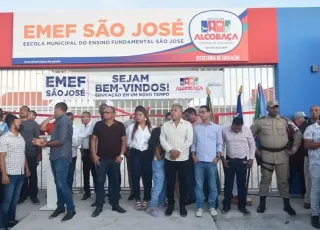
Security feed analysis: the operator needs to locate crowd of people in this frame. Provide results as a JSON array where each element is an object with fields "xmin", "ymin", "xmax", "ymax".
[{"xmin": 0, "ymin": 101, "xmax": 320, "ymax": 229}]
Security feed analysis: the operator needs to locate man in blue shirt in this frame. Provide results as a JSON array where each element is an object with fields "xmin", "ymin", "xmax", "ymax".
[
  {"xmin": 191, "ymin": 105, "xmax": 223, "ymax": 217},
  {"xmin": 0, "ymin": 109, "xmax": 9, "ymax": 136},
  {"xmin": 0, "ymin": 108, "xmax": 9, "ymax": 227},
  {"xmin": 33, "ymin": 102, "xmax": 75, "ymax": 222}
]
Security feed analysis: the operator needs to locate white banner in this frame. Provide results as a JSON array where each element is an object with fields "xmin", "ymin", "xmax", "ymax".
[
  {"xmin": 43, "ymin": 71, "xmax": 224, "ymax": 100},
  {"xmin": 12, "ymin": 9, "xmax": 248, "ymax": 64}
]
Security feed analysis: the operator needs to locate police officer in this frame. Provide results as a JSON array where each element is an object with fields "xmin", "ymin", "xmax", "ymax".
[{"xmin": 250, "ymin": 100, "xmax": 302, "ymax": 215}]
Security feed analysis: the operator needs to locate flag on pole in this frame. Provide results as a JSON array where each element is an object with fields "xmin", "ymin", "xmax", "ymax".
[
  {"xmin": 206, "ymin": 87, "xmax": 215, "ymax": 123},
  {"xmin": 254, "ymin": 84, "xmax": 267, "ymax": 149},
  {"xmin": 254, "ymin": 84, "xmax": 267, "ymax": 120},
  {"xmin": 206, "ymin": 87, "xmax": 220, "ymax": 208},
  {"xmin": 232, "ymin": 86, "xmax": 243, "ymax": 197},
  {"xmin": 236, "ymin": 85, "xmax": 243, "ymax": 118}
]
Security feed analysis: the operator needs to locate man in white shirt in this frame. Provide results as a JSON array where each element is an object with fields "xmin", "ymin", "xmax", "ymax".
[
  {"xmin": 221, "ymin": 117, "xmax": 255, "ymax": 215},
  {"xmin": 67, "ymin": 112, "xmax": 81, "ymax": 191},
  {"xmin": 79, "ymin": 112, "xmax": 97, "ymax": 201},
  {"xmin": 88, "ymin": 105, "xmax": 104, "ymax": 207},
  {"xmin": 160, "ymin": 103, "xmax": 193, "ymax": 217}
]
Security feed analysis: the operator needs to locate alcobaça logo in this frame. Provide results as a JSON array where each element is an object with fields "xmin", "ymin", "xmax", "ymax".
[
  {"xmin": 176, "ymin": 77, "xmax": 204, "ymax": 91},
  {"xmin": 189, "ymin": 10, "xmax": 243, "ymax": 54}
]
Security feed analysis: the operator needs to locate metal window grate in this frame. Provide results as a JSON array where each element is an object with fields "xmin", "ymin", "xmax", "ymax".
[{"xmin": 0, "ymin": 66, "xmax": 276, "ymax": 192}]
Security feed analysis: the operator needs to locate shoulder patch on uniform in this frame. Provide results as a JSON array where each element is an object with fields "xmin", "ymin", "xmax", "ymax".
[
  {"xmin": 257, "ymin": 116, "xmax": 266, "ymax": 120},
  {"xmin": 280, "ymin": 116, "xmax": 290, "ymax": 122}
]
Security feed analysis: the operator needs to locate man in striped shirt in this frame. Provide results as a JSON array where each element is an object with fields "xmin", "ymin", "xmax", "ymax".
[
  {"xmin": 221, "ymin": 117, "xmax": 255, "ymax": 215},
  {"xmin": 0, "ymin": 114, "xmax": 30, "ymax": 229}
]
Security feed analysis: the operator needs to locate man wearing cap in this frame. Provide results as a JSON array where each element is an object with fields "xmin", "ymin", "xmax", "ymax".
[
  {"xmin": 250, "ymin": 100, "xmax": 302, "ymax": 215},
  {"xmin": 288, "ymin": 112, "xmax": 307, "ymax": 199}
]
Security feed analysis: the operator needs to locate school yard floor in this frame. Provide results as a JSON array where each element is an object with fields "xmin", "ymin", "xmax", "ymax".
[{"xmin": 13, "ymin": 192, "xmax": 313, "ymax": 230}]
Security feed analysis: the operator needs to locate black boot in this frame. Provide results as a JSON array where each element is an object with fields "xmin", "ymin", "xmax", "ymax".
[
  {"xmin": 283, "ymin": 198, "xmax": 296, "ymax": 216},
  {"xmin": 165, "ymin": 205, "xmax": 174, "ymax": 216},
  {"xmin": 257, "ymin": 196, "xmax": 266, "ymax": 213},
  {"xmin": 311, "ymin": 216, "xmax": 320, "ymax": 229}
]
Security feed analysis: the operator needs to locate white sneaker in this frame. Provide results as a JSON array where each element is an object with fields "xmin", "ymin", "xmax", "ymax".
[
  {"xmin": 209, "ymin": 208, "xmax": 218, "ymax": 217},
  {"xmin": 196, "ymin": 208, "xmax": 204, "ymax": 217}
]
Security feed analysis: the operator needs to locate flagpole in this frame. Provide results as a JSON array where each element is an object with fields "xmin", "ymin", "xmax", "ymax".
[
  {"xmin": 232, "ymin": 85, "xmax": 243, "ymax": 201},
  {"xmin": 206, "ymin": 87, "xmax": 215, "ymax": 123},
  {"xmin": 206, "ymin": 86, "xmax": 220, "ymax": 209},
  {"xmin": 239, "ymin": 85, "xmax": 243, "ymax": 94}
]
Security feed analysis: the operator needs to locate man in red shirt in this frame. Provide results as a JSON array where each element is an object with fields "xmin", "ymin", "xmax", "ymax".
[{"xmin": 40, "ymin": 116, "xmax": 55, "ymax": 135}]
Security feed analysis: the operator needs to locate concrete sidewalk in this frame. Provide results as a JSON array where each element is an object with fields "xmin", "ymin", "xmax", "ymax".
[
  {"xmin": 12, "ymin": 192, "xmax": 313, "ymax": 230},
  {"xmin": 13, "ymin": 192, "xmax": 216, "ymax": 230},
  {"xmin": 215, "ymin": 195, "xmax": 312, "ymax": 230}
]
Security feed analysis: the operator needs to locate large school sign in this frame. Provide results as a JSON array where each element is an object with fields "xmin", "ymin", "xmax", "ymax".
[
  {"xmin": 42, "ymin": 71, "xmax": 224, "ymax": 100},
  {"xmin": 12, "ymin": 9, "xmax": 248, "ymax": 64}
]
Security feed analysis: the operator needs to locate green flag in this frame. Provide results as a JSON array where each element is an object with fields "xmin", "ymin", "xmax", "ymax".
[
  {"xmin": 206, "ymin": 95, "xmax": 212, "ymax": 121},
  {"xmin": 254, "ymin": 89, "xmax": 260, "ymax": 120}
]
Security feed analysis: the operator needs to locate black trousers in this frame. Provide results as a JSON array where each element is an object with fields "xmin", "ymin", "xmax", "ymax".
[
  {"xmin": 81, "ymin": 149, "xmax": 97, "ymax": 195},
  {"xmin": 223, "ymin": 156, "xmax": 247, "ymax": 209},
  {"xmin": 288, "ymin": 165, "xmax": 305, "ymax": 195},
  {"xmin": 131, "ymin": 148, "xmax": 152, "ymax": 201},
  {"xmin": 166, "ymin": 159, "xmax": 189, "ymax": 206},
  {"xmin": 187, "ymin": 157, "xmax": 196, "ymax": 201},
  {"xmin": 20, "ymin": 156, "xmax": 38, "ymax": 199},
  {"xmin": 125, "ymin": 148, "xmax": 133, "ymax": 195},
  {"xmin": 67, "ymin": 157, "xmax": 77, "ymax": 191},
  {"xmin": 0, "ymin": 172, "xmax": 2, "ymax": 204}
]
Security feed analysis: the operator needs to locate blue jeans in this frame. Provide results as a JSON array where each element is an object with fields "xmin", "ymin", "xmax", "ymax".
[
  {"xmin": 0, "ymin": 174, "xmax": 24, "ymax": 228},
  {"xmin": 195, "ymin": 162, "xmax": 218, "ymax": 209},
  {"xmin": 50, "ymin": 158, "xmax": 75, "ymax": 212},
  {"xmin": 149, "ymin": 159, "xmax": 166, "ymax": 208},
  {"xmin": 96, "ymin": 159, "xmax": 120, "ymax": 207},
  {"xmin": 310, "ymin": 163, "xmax": 320, "ymax": 216}
]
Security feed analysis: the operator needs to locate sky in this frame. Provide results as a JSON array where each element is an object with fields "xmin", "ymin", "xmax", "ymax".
[{"xmin": 1, "ymin": 0, "xmax": 320, "ymax": 12}]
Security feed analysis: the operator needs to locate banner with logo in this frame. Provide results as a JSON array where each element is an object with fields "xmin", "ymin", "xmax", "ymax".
[
  {"xmin": 13, "ymin": 9, "xmax": 248, "ymax": 64},
  {"xmin": 43, "ymin": 71, "xmax": 224, "ymax": 100}
]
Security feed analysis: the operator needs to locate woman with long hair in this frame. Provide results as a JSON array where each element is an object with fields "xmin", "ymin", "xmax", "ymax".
[
  {"xmin": 146, "ymin": 126, "xmax": 167, "ymax": 217},
  {"xmin": 126, "ymin": 106, "xmax": 154, "ymax": 211}
]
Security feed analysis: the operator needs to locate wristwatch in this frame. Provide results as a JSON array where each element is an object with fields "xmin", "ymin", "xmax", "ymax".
[{"xmin": 120, "ymin": 154, "xmax": 124, "ymax": 159}]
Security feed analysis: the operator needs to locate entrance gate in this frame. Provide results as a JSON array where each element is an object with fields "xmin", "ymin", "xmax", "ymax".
[{"xmin": 0, "ymin": 66, "xmax": 276, "ymax": 193}]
